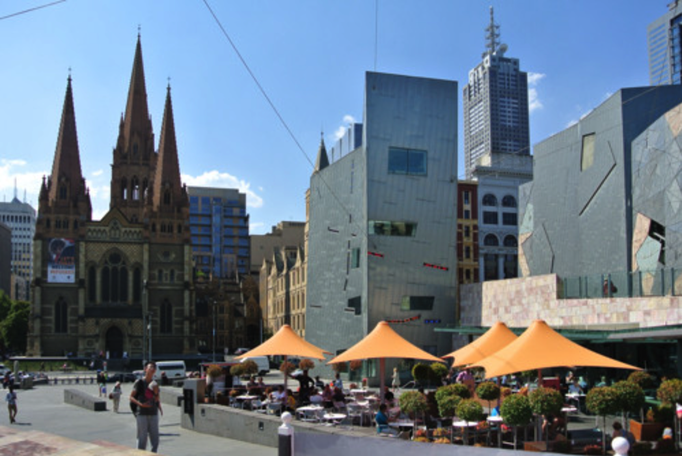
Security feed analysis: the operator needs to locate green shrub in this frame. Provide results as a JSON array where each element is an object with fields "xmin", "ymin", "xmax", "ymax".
[
  {"xmin": 476, "ymin": 381, "xmax": 501, "ymax": 402},
  {"xmin": 612, "ymin": 380, "xmax": 645, "ymax": 415},
  {"xmin": 240, "ymin": 360, "xmax": 258, "ymax": 377},
  {"xmin": 229, "ymin": 364, "xmax": 244, "ymax": 377},
  {"xmin": 412, "ymin": 363, "xmax": 430, "ymax": 385},
  {"xmin": 399, "ymin": 391, "xmax": 429, "ymax": 415},
  {"xmin": 299, "ymin": 359, "xmax": 315, "ymax": 370},
  {"xmin": 435, "ymin": 383, "xmax": 471, "ymax": 401},
  {"xmin": 586, "ymin": 386, "xmax": 620, "ymax": 416},
  {"xmin": 529, "ymin": 386, "xmax": 563, "ymax": 416},
  {"xmin": 437, "ymin": 393, "xmax": 462, "ymax": 418},
  {"xmin": 653, "ymin": 404, "xmax": 674, "ymax": 424},
  {"xmin": 501, "ymin": 394, "xmax": 533, "ymax": 427},
  {"xmin": 628, "ymin": 371, "xmax": 655, "ymax": 390},
  {"xmin": 456, "ymin": 399, "xmax": 485, "ymax": 422},
  {"xmin": 430, "ymin": 362, "xmax": 448, "ymax": 382},
  {"xmin": 657, "ymin": 379, "xmax": 682, "ymax": 405}
]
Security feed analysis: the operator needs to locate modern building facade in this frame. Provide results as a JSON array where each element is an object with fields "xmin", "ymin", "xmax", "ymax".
[
  {"xmin": 518, "ymin": 86, "xmax": 682, "ymax": 296},
  {"xmin": 188, "ymin": 186, "xmax": 249, "ymax": 280},
  {"xmin": 28, "ymin": 36, "xmax": 194, "ymax": 359},
  {"xmin": 648, "ymin": 0, "xmax": 682, "ymax": 86},
  {"xmin": 0, "ymin": 194, "xmax": 36, "ymax": 300},
  {"xmin": 456, "ymin": 180, "xmax": 479, "ymax": 286},
  {"xmin": 0, "ymin": 222, "xmax": 10, "ymax": 298},
  {"xmin": 307, "ymin": 72, "xmax": 459, "ymax": 376},
  {"xmin": 463, "ymin": 7, "xmax": 530, "ymax": 180}
]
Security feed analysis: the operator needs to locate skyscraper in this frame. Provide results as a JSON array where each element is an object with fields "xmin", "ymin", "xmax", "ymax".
[
  {"xmin": 0, "ymin": 189, "xmax": 36, "ymax": 300},
  {"xmin": 463, "ymin": 7, "xmax": 530, "ymax": 180},
  {"xmin": 648, "ymin": 1, "xmax": 682, "ymax": 86},
  {"xmin": 187, "ymin": 186, "xmax": 250, "ymax": 280}
]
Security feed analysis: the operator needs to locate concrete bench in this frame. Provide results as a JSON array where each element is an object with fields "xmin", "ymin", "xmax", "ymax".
[{"xmin": 64, "ymin": 388, "xmax": 106, "ymax": 412}]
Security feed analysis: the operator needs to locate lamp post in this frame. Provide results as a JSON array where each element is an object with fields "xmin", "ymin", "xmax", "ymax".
[
  {"xmin": 147, "ymin": 312, "xmax": 153, "ymax": 363},
  {"xmin": 212, "ymin": 300, "xmax": 216, "ymax": 362}
]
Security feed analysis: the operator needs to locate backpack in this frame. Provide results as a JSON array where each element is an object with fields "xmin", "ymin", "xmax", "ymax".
[{"xmin": 130, "ymin": 379, "xmax": 146, "ymax": 415}]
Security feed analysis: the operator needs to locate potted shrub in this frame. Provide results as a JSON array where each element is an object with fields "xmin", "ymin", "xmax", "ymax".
[
  {"xmin": 456, "ymin": 399, "xmax": 484, "ymax": 446},
  {"xmin": 586, "ymin": 386, "xmax": 621, "ymax": 454},
  {"xmin": 436, "ymin": 383, "xmax": 471, "ymax": 400},
  {"xmin": 501, "ymin": 393, "xmax": 533, "ymax": 450},
  {"xmin": 299, "ymin": 359, "xmax": 315, "ymax": 371},
  {"xmin": 476, "ymin": 381, "xmax": 501, "ymax": 412},
  {"xmin": 399, "ymin": 391, "xmax": 429, "ymax": 422},
  {"xmin": 436, "ymin": 393, "xmax": 462, "ymax": 420},
  {"xmin": 279, "ymin": 361, "xmax": 295, "ymax": 375},
  {"xmin": 240, "ymin": 360, "xmax": 258, "ymax": 378},
  {"xmin": 412, "ymin": 363, "xmax": 430, "ymax": 388},
  {"xmin": 612, "ymin": 380, "xmax": 645, "ymax": 432},
  {"xmin": 529, "ymin": 386, "xmax": 564, "ymax": 445},
  {"xmin": 430, "ymin": 362, "xmax": 449, "ymax": 386}
]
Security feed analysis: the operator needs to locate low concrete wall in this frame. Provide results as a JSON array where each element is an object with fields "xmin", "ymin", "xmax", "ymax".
[
  {"xmin": 160, "ymin": 386, "xmax": 183, "ymax": 407},
  {"xmin": 64, "ymin": 388, "xmax": 106, "ymax": 412},
  {"xmin": 181, "ymin": 404, "xmax": 369, "ymax": 448}
]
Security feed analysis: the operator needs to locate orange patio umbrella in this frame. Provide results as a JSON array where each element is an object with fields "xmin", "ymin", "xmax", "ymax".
[
  {"xmin": 469, "ymin": 319, "xmax": 641, "ymax": 379},
  {"xmin": 327, "ymin": 321, "xmax": 443, "ymax": 403},
  {"xmin": 442, "ymin": 322, "xmax": 518, "ymax": 368},
  {"xmin": 236, "ymin": 324, "xmax": 330, "ymax": 397}
]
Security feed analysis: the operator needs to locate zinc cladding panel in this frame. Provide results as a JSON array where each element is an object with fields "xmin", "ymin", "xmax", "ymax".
[{"xmin": 363, "ymin": 72, "xmax": 458, "ymax": 355}]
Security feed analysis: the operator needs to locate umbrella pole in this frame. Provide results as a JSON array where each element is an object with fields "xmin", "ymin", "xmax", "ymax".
[
  {"xmin": 380, "ymin": 358, "xmax": 386, "ymax": 404},
  {"xmin": 283, "ymin": 355, "xmax": 288, "ymax": 406}
]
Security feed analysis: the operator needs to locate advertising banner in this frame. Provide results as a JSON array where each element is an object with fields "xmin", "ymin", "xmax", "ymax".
[{"xmin": 47, "ymin": 238, "xmax": 76, "ymax": 283}]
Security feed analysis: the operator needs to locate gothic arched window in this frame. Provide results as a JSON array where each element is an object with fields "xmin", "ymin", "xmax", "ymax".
[
  {"xmin": 121, "ymin": 178, "xmax": 128, "ymax": 200},
  {"xmin": 504, "ymin": 235, "xmax": 518, "ymax": 247},
  {"xmin": 160, "ymin": 300, "xmax": 172, "ymax": 334},
  {"xmin": 88, "ymin": 266, "xmax": 96, "ymax": 303},
  {"xmin": 132, "ymin": 176, "xmax": 140, "ymax": 200},
  {"xmin": 100, "ymin": 252, "xmax": 129, "ymax": 304},
  {"xmin": 502, "ymin": 195, "xmax": 517, "ymax": 208},
  {"xmin": 55, "ymin": 298, "xmax": 68, "ymax": 333},
  {"xmin": 163, "ymin": 190, "xmax": 171, "ymax": 205},
  {"xmin": 133, "ymin": 267, "xmax": 142, "ymax": 304},
  {"xmin": 59, "ymin": 185, "xmax": 67, "ymax": 200}
]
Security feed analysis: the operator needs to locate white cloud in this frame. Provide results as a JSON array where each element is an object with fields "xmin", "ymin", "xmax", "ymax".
[
  {"xmin": 333, "ymin": 114, "xmax": 358, "ymax": 140},
  {"xmin": 92, "ymin": 169, "xmax": 103, "ymax": 177},
  {"xmin": 182, "ymin": 170, "xmax": 264, "ymax": 208},
  {"xmin": 249, "ymin": 222, "xmax": 265, "ymax": 234},
  {"xmin": 0, "ymin": 159, "xmax": 46, "ymax": 204},
  {"xmin": 527, "ymin": 72, "xmax": 546, "ymax": 114}
]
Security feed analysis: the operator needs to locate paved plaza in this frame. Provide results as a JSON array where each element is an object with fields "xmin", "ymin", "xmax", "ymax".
[{"xmin": 0, "ymin": 381, "xmax": 277, "ymax": 455}]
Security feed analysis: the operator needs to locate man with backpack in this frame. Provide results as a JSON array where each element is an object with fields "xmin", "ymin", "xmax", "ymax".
[{"xmin": 130, "ymin": 361, "xmax": 163, "ymax": 453}]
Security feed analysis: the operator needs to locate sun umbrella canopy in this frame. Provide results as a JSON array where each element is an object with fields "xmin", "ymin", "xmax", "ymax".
[
  {"xmin": 327, "ymin": 321, "xmax": 443, "ymax": 364},
  {"xmin": 470, "ymin": 319, "xmax": 641, "ymax": 379},
  {"xmin": 442, "ymin": 322, "xmax": 518, "ymax": 367},
  {"xmin": 235, "ymin": 324, "xmax": 328, "ymax": 360}
]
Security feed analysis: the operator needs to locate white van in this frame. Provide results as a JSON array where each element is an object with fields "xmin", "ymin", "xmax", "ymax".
[
  {"xmin": 153, "ymin": 361, "xmax": 187, "ymax": 382},
  {"xmin": 240, "ymin": 356, "xmax": 269, "ymax": 376}
]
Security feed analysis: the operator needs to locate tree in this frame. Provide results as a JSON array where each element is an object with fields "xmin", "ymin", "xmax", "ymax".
[
  {"xmin": 476, "ymin": 381, "xmax": 501, "ymax": 413},
  {"xmin": 412, "ymin": 363, "xmax": 430, "ymax": 387},
  {"xmin": 586, "ymin": 387, "xmax": 621, "ymax": 454},
  {"xmin": 501, "ymin": 394, "xmax": 533, "ymax": 450},
  {"xmin": 612, "ymin": 380, "xmax": 645, "ymax": 429},
  {"xmin": 0, "ymin": 294, "xmax": 28, "ymax": 354}
]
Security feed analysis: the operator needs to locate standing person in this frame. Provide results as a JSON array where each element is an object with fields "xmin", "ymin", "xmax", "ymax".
[
  {"xmin": 5, "ymin": 385, "xmax": 17, "ymax": 423},
  {"xmin": 130, "ymin": 361, "xmax": 163, "ymax": 453},
  {"xmin": 110, "ymin": 381, "xmax": 122, "ymax": 413},
  {"xmin": 391, "ymin": 367, "xmax": 400, "ymax": 392}
]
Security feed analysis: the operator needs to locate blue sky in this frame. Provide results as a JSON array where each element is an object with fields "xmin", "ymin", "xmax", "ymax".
[{"xmin": 0, "ymin": 1, "xmax": 664, "ymax": 234}]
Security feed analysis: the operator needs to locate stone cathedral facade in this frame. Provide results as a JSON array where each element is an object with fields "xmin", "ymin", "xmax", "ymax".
[{"xmin": 27, "ymin": 36, "xmax": 195, "ymax": 359}]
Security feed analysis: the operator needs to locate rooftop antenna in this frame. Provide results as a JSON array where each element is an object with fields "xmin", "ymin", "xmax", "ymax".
[
  {"xmin": 14, "ymin": 178, "xmax": 17, "ymax": 200},
  {"xmin": 23, "ymin": 189, "xmax": 26, "ymax": 203},
  {"xmin": 485, "ymin": 6, "xmax": 500, "ymax": 56}
]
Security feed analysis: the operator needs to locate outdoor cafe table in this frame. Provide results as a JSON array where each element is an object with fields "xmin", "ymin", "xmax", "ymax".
[
  {"xmin": 235, "ymin": 394, "xmax": 258, "ymax": 409},
  {"xmin": 296, "ymin": 405, "xmax": 324, "ymax": 422},
  {"xmin": 565, "ymin": 393, "xmax": 585, "ymax": 411},
  {"xmin": 389, "ymin": 420, "xmax": 415, "ymax": 438},
  {"xmin": 322, "ymin": 412, "xmax": 347, "ymax": 425},
  {"xmin": 561, "ymin": 406, "xmax": 578, "ymax": 437},
  {"xmin": 487, "ymin": 416, "xmax": 504, "ymax": 447},
  {"xmin": 452, "ymin": 420, "xmax": 479, "ymax": 445}
]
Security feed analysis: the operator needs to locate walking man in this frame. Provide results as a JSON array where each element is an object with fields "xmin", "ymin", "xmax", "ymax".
[{"xmin": 130, "ymin": 361, "xmax": 163, "ymax": 452}]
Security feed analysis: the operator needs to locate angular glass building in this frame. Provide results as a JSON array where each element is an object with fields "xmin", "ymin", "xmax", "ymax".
[{"xmin": 648, "ymin": 1, "xmax": 682, "ymax": 86}]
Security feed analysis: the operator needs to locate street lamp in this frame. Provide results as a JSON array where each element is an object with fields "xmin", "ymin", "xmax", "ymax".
[{"xmin": 147, "ymin": 312, "xmax": 153, "ymax": 363}]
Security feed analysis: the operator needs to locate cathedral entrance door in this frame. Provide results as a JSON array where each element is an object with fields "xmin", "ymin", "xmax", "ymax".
[{"xmin": 105, "ymin": 326, "xmax": 124, "ymax": 359}]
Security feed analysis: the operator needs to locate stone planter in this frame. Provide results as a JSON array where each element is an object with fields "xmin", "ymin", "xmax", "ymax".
[{"xmin": 630, "ymin": 419, "xmax": 665, "ymax": 441}]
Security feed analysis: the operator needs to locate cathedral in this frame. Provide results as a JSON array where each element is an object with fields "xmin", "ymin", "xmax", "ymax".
[{"xmin": 27, "ymin": 36, "xmax": 195, "ymax": 359}]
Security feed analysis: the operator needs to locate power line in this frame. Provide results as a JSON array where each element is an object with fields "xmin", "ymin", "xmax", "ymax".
[{"xmin": 0, "ymin": 0, "xmax": 66, "ymax": 21}]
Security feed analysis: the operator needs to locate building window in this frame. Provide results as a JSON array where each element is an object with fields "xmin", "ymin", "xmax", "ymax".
[
  {"xmin": 482, "ymin": 194, "xmax": 498, "ymax": 206},
  {"xmin": 463, "ymin": 210, "xmax": 471, "ymax": 219},
  {"xmin": 483, "ymin": 211, "xmax": 498, "ymax": 225},
  {"xmin": 581, "ymin": 133, "xmax": 595, "ymax": 171},
  {"xmin": 502, "ymin": 195, "xmax": 517, "ymax": 208},
  {"xmin": 465, "ymin": 246, "xmax": 471, "ymax": 259},
  {"xmin": 484, "ymin": 234, "xmax": 499, "ymax": 246},
  {"xmin": 400, "ymin": 296, "xmax": 434, "ymax": 311},
  {"xmin": 502, "ymin": 213, "xmax": 518, "ymax": 226},
  {"xmin": 649, "ymin": 219, "xmax": 666, "ymax": 265},
  {"xmin": 388, "ymin": 147, "xmax": 427, "ymax": 176},
  {"xmin": 59, "ymin": 185, "xmax": 67, "ymax": 200},
  {"xmin": 351, "ymin": 248, "xmax": 360, "ymax": 269},
  {"xmin": 163, "ymin": 190, "xmax": 171, "ymax": 205},
  {"xmin": 464, "ymin": 226, "xmax": 470, "ymax": 238},
  {"xmin": 347, "ymin": 296, "xmax": 361, "ymax": 315},
  {"xmin": 504, "ymin": 235, "xmax": 518, "ymax": 247},
  {"xmin": 55, "ymin": 298, "xmax": 68, "ymax": 333},
  {"xmin": 484, "ymin": 253, "xmax": 498, "ymax": 280},
  {"xmin": 121, "ymin": 178, "xmax": 127, "ymax": 200},
  {"xmin": 160, "ymin": 300, "xmax": 172, "ymax": 334},
  {"xmin": 463, "ymin": 191, "xmax": 470, "ymax": 205},
  {"xmin": 465, "ymin": 269, "xmax": 471, "ymax": 281},
  {"xmin": 131, "ymin": 177, "xmax": 140, "ymax": 200},
  {"xmin": 88, "ymin": 266, "xmax": 96, "ymax": 303},
  {"xmin": 368, "ymin": 220, "xmax": 417, "ymax": 237},
  {"xmin": 100, "ymin": 253, "xmax": 128, "ymax": 303},
  {"xmin": 133, "ymin": 268, "xmax": 142, "ymax": 303}
]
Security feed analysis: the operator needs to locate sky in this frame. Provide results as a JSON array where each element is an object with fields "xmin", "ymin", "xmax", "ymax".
[{"xmin": 0, "ymin": 0, "xmax": 665, "ymax": 234}]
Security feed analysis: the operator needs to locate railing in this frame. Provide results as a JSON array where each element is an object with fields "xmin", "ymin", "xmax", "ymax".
[{"xmin": 559, "ymin": 268, "xmax": 682, "ymax": 299}]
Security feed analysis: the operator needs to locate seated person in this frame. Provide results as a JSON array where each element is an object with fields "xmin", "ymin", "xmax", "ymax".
[
  {"xmin": 612, "ymin": 421, "xmax": 635, "ymax": 445},
  {"xmin": 256, "ymin": 376, "xmax": 266, "ymax": 388},
  {"xmin": 314, "ymin": 375, "xmax": 325, "ymax": 389},
  {"xmin": 595, "ymin": 376, "xmax": 608, "ymax": 387},
  {"xmin": 309, "ymin": 388, "xmax": 324, "ymax": 404},
  {"xmin": 384, "ymin": 387, "xmax": 395, "ymax": 405},
  {"xmin": 285, "ymin": 389, "xmax": 296, "ymax": 412},
  {"xmin": 542, "ymin": 414, "xmax": 566, "ymax": 441},
  {"xmin": 567, "ymin": 379, "xmax": 584, "ymax": 395},
  {"xmin": 321, "ymin": 384, "xmax": 334, "ymax": 408},
  {"xmin": 271, "ymin": 385, "xmax": 287, "ymax": 402},
  {"xmin": 247, "ymin": 376, "xmax": 257, "ymax": 388},
  {"xmin": 332, "ymin": 386, "xmax": 346, "ymax": 410},
  {"xmin": 375, "ymin": 403, "xmax": 398, "ymax": 435}
]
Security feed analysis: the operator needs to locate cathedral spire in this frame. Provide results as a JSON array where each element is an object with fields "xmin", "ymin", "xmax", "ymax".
[
  {"xmin": 122, "ymin": 34, "xmax": 152, "ymax": 147},
  {"xmin": 48, "ymin": 75, "xmax": 86, "ymax": 203},
  {"xmin": 152, "ymin": 84, "xmax": 183, "ymax": 210},
  {"xmin": 314, "ymin": 133, "xmax": 329, "ymax": 173}
]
